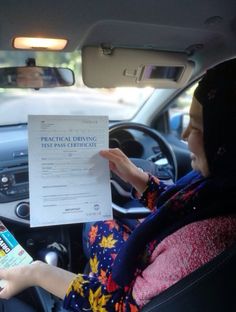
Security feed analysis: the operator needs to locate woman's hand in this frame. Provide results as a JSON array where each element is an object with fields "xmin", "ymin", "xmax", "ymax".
[
  {"xmin": 0, "ymin": 261, "xmax": 39, "ymax": 299},
  {"xmin": 0, "ymin": 261, "xmax": 76, "ymax": 300},
  {"xmin": 100, "ymin": 148, "xmax": 149, "ymax": 194}
]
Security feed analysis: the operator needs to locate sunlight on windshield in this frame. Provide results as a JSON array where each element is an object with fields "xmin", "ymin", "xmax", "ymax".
[{"xmin": 0, "ymin": 51, "xmax": 154, "ymax": 125}]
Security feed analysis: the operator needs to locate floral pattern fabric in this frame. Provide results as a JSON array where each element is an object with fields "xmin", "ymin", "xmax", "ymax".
[
  {"xmin": 63, "ymin": 176, "xmax": 170, "ymax": 311},
  {"xmin": 63, "ymin": 219, "xmax": 140, "ymax": 311}
]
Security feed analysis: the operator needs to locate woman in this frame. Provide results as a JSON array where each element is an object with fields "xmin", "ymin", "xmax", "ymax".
[{"xmin": 0, "ymin": 58, "xmax": 236, "ymax": 311}]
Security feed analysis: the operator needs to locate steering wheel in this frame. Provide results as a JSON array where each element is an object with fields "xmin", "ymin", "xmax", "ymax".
[{"xmin": 109, "ymin": 122, "xmax": 178, "ymax": 218}]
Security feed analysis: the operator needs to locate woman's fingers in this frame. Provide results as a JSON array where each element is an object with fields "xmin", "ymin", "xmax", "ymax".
[
  {"xmin": 100, "ymin": 148, "xmax": 132, "ymax": 168},
  {"xmin": 100, "ymin": 148, "xmax": 127, "ymax": 162},
  {"xmin": 99, "ymin": 148, "xmax": 149, "ymax": 193},
  {"xmin": 100, "ymin": 148, "xmax": 136, "ymax": 181},
  {"xmin": 0, "ymin": 268, "xmax": 7, "ymax": 279},
  {"xmin": 0, "ymin": 269, "xmax": 14, "ymax": 299},
  {"xmin": 0, "ymin": 264, "xmax": 36, "ymax": 299}
]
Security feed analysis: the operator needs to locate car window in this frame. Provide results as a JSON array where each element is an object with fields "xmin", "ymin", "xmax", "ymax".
[{"xmin": 169, "ymin": 82, "xmax": 198, "ymax": 138}]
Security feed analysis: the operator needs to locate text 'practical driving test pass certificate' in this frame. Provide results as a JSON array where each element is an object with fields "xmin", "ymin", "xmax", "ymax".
[{"xmin": 28, "ymin": 115, "xmax": 112, "ymax": 227}]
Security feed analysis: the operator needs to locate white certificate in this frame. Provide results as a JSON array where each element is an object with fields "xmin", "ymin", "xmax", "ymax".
[{"xmin": 28, "ymin": 115, "xmax": 112, "ymax": 227}]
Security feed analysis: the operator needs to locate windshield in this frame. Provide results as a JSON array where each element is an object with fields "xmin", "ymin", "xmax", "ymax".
[{"xmin": 0, "ymin": 51, "xmax": 154, "ymax": 125}]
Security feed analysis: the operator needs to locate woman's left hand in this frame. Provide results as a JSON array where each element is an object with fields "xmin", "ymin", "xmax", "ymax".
[{"xmin": 100, "ymin": 148, "xmax": 149, "ymax": 194}]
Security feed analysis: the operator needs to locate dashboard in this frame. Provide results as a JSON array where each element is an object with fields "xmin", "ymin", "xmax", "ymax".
[{"xmin": 0, "ymin": 125, "xmax": 29, "ymax": 223}]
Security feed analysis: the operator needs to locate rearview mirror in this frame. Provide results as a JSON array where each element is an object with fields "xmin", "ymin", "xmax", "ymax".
[{"xmin": 0, "ymin": 66, "xmax": 75, "ymax": 89}]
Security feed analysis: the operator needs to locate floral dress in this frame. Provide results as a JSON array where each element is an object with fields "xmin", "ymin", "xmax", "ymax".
[{"xmin": 63, "ymin": 175, "xmax": 166, "ymax": 312}]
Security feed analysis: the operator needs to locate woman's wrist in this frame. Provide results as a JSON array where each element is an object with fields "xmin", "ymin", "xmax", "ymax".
[
  {"xmin": 130, "ymin": 170, "xmax": 149, "ymax": 195},
  {"xmin": 30, "ymin": 260, "xmax": 47, "ymax": 287},
  {"xmin": 30, "ymin": 260, "xmax": 77, "ymax": 299}
]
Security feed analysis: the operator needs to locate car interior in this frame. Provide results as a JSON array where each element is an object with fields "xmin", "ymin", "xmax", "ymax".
[{"xmin": 0, "ymin": 0, "xmax": 236, "ymax": 311}]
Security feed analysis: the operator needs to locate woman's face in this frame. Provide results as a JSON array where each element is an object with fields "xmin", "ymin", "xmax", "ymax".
[{"xmin": 182, "ymin": 97, "xmax": 210, "ymax": 177}]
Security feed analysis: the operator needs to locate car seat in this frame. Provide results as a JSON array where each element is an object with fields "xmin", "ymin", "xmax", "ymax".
[{"xmin": 141, "ymin": 241, "xmax": 236, "ymax": 312}]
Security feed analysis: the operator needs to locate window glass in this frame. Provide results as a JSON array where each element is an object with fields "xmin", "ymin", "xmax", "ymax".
[
  {"xmin": 0, "ymin": 51, "xmax": 154, "ymax": 125},
  {"xmin": 169, "ymin": 82, "xmax": 198, "ymax": 138}
]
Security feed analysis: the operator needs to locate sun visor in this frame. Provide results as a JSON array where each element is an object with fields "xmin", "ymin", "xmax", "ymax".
[{"xmin": 82, "ymin": 46, "xmax": 194, "ymax": 88}]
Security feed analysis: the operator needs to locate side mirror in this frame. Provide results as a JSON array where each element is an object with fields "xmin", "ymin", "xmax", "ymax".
[
  {"xmin": 170, "ymin": 113, "xmax": 189, "ymax": 138},
  {"xmin": 0, "ymin": 66, "xmax": 75, "ymax": 89}
]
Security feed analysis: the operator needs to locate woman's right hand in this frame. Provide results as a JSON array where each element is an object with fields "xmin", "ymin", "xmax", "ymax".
[
  {"xmin": 100, "ymin": 148, "xmax": 149, "ymax": 194},
  {"xmin": 0, "ymin": 262, "xmax": 39, "ymax": 299},
  {"xmin": 0, "ymin": 261, "xmax": 76, "ymax": 300}
]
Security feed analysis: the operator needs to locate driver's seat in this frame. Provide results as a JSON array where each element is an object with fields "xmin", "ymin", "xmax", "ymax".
[{"xmin": 141, "ymin": 241, "xmax": 236, "ymax": 312}]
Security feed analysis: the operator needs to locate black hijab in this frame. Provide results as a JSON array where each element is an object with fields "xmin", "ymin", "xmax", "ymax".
[
  {"xmin": 194, "ymin": 58, "xmax": 236, "ymax": 178},
  {"xmin": 109, "ymin": 58, "xmax": 236, "ymax": 289}
]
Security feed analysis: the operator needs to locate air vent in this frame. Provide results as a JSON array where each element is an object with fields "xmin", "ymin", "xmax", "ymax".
[{"xmin": 13, "ymin": 150, "xmax": 28, "ymax": 159}]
